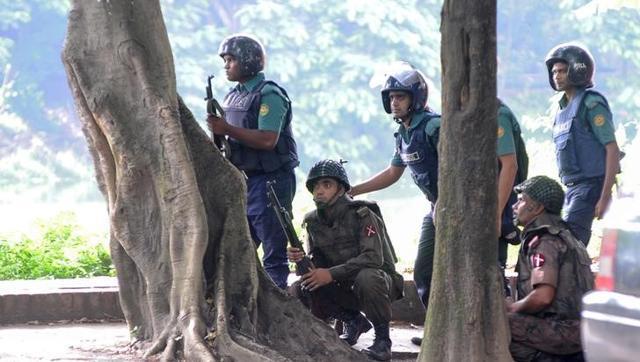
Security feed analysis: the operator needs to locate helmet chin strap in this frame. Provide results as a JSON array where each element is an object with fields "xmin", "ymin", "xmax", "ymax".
[{"xmin": 393, "ymin": 106, "xmax": 414, "ymax": 124}]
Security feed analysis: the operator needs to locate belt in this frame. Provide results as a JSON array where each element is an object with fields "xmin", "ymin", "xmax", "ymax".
[
  {"xmin": 243, "ymin": 170, "xmax": 266, "ymax": 177},
  {"xmin": 564, "ymin": 176, "xmax": 604, "ymax": 187}
]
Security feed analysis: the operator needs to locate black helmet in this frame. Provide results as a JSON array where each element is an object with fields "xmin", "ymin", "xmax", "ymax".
[
  {"xmin": 544, "ymin": 43, "xmax": 595, "ymax": 91},
  {"xmin": 218, "ymin": 34, "xmax": 266, "ymax": 77},
  {"xmin": 306, "ymin": 159, "xmax": 350, "ymax": 192},
  {"xmin": 381, "ymin": 61, "xmax": 429, "ymax": 114},
  {"xmin": 514, "ymin": 176, "xmax": 565, "ymax": 215}
]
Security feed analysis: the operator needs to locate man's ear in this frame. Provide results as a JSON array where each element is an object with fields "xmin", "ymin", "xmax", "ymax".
[{"xmin": 533, "ymin": 201, "xmax": 546, "ymax": 217}]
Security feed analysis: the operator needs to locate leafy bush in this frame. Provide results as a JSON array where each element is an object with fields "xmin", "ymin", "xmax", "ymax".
[{"xmin": 0, "ymin": 212, "xmax": 114, "ymax": 280}]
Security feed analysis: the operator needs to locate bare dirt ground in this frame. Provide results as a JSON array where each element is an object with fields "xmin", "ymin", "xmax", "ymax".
[
  {"xmin": 0, "ymin": 321, "xmax": 145, "ymax": 361},
  {"xmin": 0, "ymin": 321, "xmax": 420, "ymax": 361}
]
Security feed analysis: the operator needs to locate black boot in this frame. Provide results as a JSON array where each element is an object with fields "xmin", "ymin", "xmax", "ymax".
[
  {"xmin": 410, "ymin": 336, "xmax": 422, "ymax": 346},
  {"xmin": 339, "ymin": 313, "xmax": 372, "ymax": 346},
  {"xmin": 362, "ymin": 323, "xmax": 392, "ymax": 361}
]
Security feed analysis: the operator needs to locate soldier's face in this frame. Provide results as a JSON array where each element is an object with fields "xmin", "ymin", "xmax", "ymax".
[
  {"xmin": 389, "ymin": 91, "xmax": 412, "ymax": 120},
  {"xmin": 312, "ymin": 178, "xmax": 341, "ymax": 208},
  {"xmin": 223, "ymin": 55, "xmax": 243, "ymax": 82},
  {"xmin": 551, "ymin": 62, "xmax": 569, "ymax": 91},
  {"xmin": 512, "ymin": 193, "xmax": 543, "ymax": 226}
]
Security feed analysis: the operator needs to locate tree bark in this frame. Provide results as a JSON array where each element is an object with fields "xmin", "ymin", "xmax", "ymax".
[
  {"xmin": 420, "ymin": 0, "xmax": 512, "ymax": 361},
  {"xmin": 61, "ymin": 1, "xmax": 364, "ymax": 360}
]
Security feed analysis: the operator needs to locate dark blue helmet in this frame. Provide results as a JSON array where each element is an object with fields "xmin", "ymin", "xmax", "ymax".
[
  {"xmin": 218, "ymin": 34, "xmax": 266, "ymax": 77},
  {"xmin": 545, "ymin": 43, "xmax": 595, "ymax": 91},
  {"xmin": 381, "ymin": 61, "xmax": 429, "ymax": 114}
]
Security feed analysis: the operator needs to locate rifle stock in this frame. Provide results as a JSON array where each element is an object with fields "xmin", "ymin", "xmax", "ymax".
[{"xmin": 266, "ymin": 180, "xmax": 313, "ymax": 275}]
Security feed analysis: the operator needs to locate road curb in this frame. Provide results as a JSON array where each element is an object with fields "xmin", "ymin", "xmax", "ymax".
[{"xmin": 0, "ymin": 277, "xmax": 425, "ymax": 325}]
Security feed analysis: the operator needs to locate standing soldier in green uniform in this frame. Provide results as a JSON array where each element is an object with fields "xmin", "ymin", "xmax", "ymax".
[
  {"xmin": 497, "ymin": 99, "xmax": 528, "ymax": 290},
  {"xmin": 349, "ymin": 62, "xmax": 439, "ymax": 337},
  {"xmin": 508, "ymin": 175, "xmax": 594, "ymax": 361},
  {"xmin": 207, "ymin": 34, "xmax": 299, "ymax": 289},
  {"xmin": 544, "ymin": 43, "xmax": 621, "ymax": 246},
  {"xmin": 288, "ymin": 159, "xmax": 404, "ymax": 361}
]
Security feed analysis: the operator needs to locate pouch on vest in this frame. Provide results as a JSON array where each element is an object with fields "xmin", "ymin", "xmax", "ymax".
[
  {"xmin": 559, "ymin": 229, "xmax": 595, "ymax": 295},
  {"xmin": 554, "ymin": 131, "xmax": 581, "ymax": 176}
]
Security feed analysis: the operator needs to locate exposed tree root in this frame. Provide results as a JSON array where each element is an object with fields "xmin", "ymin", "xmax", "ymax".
[{"xmin": 62, "ymin": 1, "xmax": 368, "ymax": 360}]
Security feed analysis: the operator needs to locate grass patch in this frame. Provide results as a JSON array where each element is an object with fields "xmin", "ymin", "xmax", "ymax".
[{"xmin": 0, "ymin": 212, "xmax": 114, "ymax": 280}]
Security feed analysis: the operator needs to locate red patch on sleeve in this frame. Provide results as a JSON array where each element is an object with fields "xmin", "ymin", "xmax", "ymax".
[
  {"xmin": 530, "ymin": 253, "xmax": 546, "ymax": 268},
  {"xmin": 365, "ymin": 225, "xmax": 377, "ymax": 237}
]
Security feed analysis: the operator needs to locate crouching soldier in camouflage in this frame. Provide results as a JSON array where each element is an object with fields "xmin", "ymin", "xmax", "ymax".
[
  {"xmin": 287, "ymin": 159, "xmax": 404, "ymax": 361},
  {"xmin": 508, "ymin": 175, "xmax": 594, "ymax": 361}
]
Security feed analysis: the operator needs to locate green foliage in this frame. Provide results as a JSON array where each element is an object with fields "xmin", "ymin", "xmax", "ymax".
[
  {"xmin": 1, "ymin": 0, "xmax": 640, "ymax": 203},
  {"xmin": 0, "ymin": 212, "xmax": 114, "ymax": 280},
  {"xmin": 163, "ymin": 0, "xmax": 443, "ymax": 181}
]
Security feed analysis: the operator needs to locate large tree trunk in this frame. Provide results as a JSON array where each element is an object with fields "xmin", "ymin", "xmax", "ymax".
[
  {"xmin": 61, "ymin": 1, "xmax": 364, "ymax": 360},
  {"xmin": 420, "ymin": 0, "xmax": 512, "ymax": 361}
]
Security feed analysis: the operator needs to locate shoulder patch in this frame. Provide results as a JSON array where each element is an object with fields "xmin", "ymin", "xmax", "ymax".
[
  {"xmin": 364, "ymin": 224, "xmax": 378, "ymax": 237},
  {"xmin": 259, "ymin": 103, "xmax": 270, "ymax": 117},
  {"xmin": 593, "ymin": 114, "xmax": 606, "ymax": 127},
  {"xmin": 497, "ymin": 126, "xmax": 505, "ymax": 138}
]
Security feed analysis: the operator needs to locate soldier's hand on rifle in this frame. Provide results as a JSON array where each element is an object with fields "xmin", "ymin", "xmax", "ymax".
[
  {"xmin": 301, "ymin": 267, "xmax": 333, "ymax": 291},
  {"xmin": 287, "ymin": 247, "xmax": 304, "ymax": 263},
  {"xmin": 207, "ymin": 114, "xmax": 228, "ymax": 136}
]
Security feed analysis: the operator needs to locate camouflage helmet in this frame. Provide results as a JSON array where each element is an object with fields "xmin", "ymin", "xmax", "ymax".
[
  {"xmin": 514, "ymin": 176, "xmax": 565, "ymax": 215},
  {"xmin": 544, "ymin": 43, "xmax": 595, "ymax": 91},
  {"xmin": 381, "ymin": 61, "xmax": 429, "ymax": 114},
  {"xmin": 218, "ymin": 34, "xmax": 266, "ymax": 77},
  {"xmin": 306, "ymin": 159, "xmax": 350, "ymax": 192}
]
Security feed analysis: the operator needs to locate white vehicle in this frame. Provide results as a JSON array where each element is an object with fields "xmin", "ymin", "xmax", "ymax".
[{"xmin": 581, "ymin": 195, "xmax": 640, "ymax": 362}]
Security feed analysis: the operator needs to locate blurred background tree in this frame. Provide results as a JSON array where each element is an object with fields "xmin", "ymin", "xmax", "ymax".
[{"xmin": 1, "ymin": 1, "xmax": 638, "ymax": 266}]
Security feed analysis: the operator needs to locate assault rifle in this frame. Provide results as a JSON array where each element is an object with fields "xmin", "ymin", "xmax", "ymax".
[
  {"xmin": 204, "ymin": 75, "xmax": 230, "ymax": 158},
  {"xmin": 266, "ymin": 180, "xmax": 313, "ymax": 275}
]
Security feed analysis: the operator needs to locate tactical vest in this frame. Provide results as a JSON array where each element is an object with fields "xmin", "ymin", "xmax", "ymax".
[
  {"xmin": 222, "ymin": 80, "xmax": 299, "ymax": 173},
  {"xmin": 552, "ymin": 89, "xmax": 608, "ymax": 185},
  {"xmin": 516, "ymin": 216, "xmax": 595, "ymax": 319},
  {"xmin": 395, "ymin": 112, "xmax": 440, "ymax": 203}
]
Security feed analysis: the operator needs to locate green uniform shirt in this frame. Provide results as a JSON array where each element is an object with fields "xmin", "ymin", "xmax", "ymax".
[
  {"xmin": 390, "ymin": 111, "xmax": 441, "ymax": 167},
  {"xmin": 559, "ymin": 92, "xmax": 616, "ymax": 146},
  {"xmin": 238, "ymin": 72, "xmax": 289, "ymax": 133},
  {"xmin": 497, "ymin": 103, "xmax": 517, "ymax": 156}
]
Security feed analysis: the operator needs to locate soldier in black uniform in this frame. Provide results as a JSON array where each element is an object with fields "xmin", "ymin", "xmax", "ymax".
[
  {"xmin": 288, "ymin": 160, "xmax": 404, "ymax": 361},
  {"xmin": 508, "ymin": 175, "xmax": 594, "ymax": 361}
]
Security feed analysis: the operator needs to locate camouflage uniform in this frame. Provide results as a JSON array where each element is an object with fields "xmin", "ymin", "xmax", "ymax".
[
  {"xmin": 297, "ymin": 194, "xmax": 404, "ymax": 326},
  {"xmin": 509, "ymin": 212, "xmax": 594, "ymax": 361}
]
